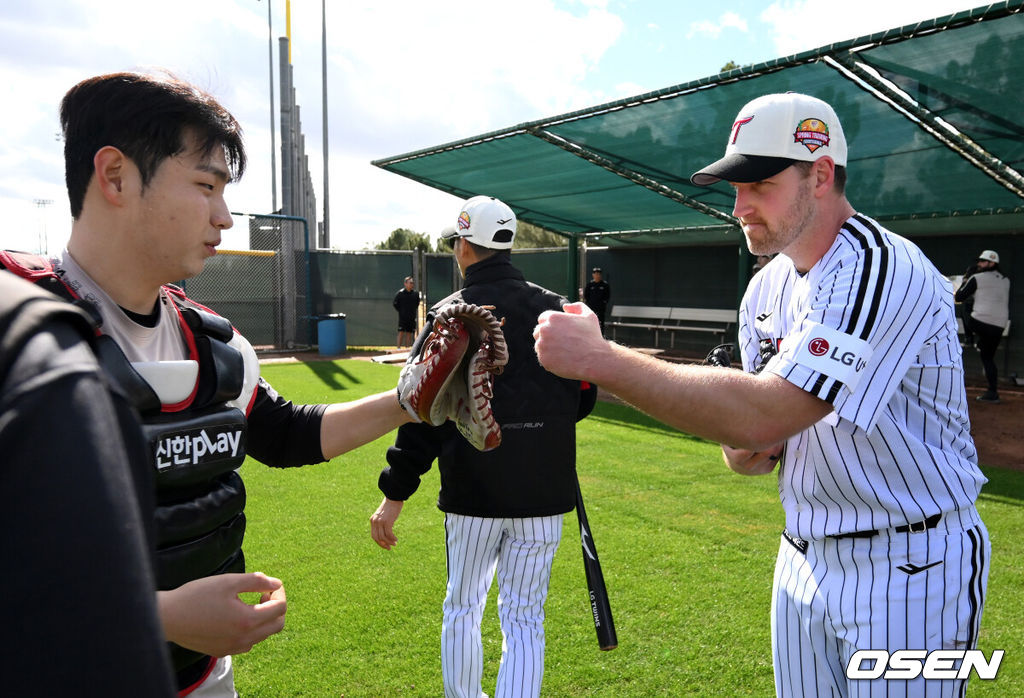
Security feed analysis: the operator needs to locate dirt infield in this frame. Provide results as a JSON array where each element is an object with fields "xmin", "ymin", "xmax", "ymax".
[
  {"xmin": 963, "ymin": 385, "xmax": 1022, "ymax": 472},
  {"xmin": 261, "ymin": 348, "xmax": 1022, "ymax": 472}
]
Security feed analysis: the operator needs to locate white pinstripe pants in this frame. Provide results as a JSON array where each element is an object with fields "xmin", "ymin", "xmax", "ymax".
[
  {"xmin": 441, "ymin": 513, "xmax": 563, "ymax": 698},
  {"xmin": 772, "ymin": 513, "xmax": 990, "ymax": 698}
]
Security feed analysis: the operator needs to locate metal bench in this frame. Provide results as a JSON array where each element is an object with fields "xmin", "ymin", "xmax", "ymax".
[{"xmin": 607, "ymin": 305, "xmax": 737, "ymax": 348}]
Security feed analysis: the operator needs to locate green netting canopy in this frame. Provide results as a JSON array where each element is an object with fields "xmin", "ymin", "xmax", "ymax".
[{"xmin": 374, "ymin": 2, "xmax": 1024, "ymax": 247}]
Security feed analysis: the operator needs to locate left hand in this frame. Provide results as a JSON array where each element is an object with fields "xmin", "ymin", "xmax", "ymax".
[
  {"xmin": 370, "ymin": 497, "xmax": 404, "ymax": 550},
  {"xmin": 722, "ymin": 443, "xmax": 783, "ymax": 476}
]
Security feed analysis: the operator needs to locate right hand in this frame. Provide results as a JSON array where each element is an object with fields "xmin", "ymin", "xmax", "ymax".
[
  {"xmin": 370, "ymin": 497, "xmax": 404, "ymax": 550},
  {"xmin": 533, "ymin": 302, "xmax": 607, "ymax": 381},
  {"xmin": 158, "ymin": 572, "xmax": 287, "ymax": 657},
  {"xmin": 722, "ymin": 443, "xmax": 783, "ymax": 476}
]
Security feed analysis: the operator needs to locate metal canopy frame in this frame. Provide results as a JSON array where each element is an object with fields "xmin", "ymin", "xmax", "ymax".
[
  {"xmin": 375, "ymin": 2, "xmax": 1023, "ymax": 244},
  {"xmin": 373, "ymin": 0, "xmax": 1023, "ymax": 342}
]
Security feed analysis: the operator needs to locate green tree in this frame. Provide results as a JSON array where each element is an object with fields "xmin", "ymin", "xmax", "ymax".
[
  {"xmin": 428, "ymin": 221, "xmax": 569, "ymax": 252},
  {"xmin": 720, "ymin": 60, "xmax": 739, "ymax": 72},
  {"xmin": 513, "ymin": 221, "xmax": 569, "ymax": 249},
  {"xmin": 376, "ymin": 228, "xmax": 432, "ymax": 253}
]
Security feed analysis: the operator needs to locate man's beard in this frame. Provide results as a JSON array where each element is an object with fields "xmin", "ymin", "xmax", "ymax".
[{"xmin": 743, "ymin": 176, "xmax": 815, "ymax": 256}]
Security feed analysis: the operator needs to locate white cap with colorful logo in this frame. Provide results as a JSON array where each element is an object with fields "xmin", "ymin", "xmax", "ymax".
[
  {"xmin": 978, "ymin": 250, "xmax": 999, "ymax": 263},
  {"xmin": 440, "ymin": 196, "xmax": 517, "ymax": 250},
  {"xmin": 691, "ymin": 92, "xmax": 848, "ymax": 186}
]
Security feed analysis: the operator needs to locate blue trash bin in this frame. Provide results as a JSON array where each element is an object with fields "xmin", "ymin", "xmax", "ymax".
[{"xmin": 317, "ymin": 313, "xmax": 347, "ymax": 356}]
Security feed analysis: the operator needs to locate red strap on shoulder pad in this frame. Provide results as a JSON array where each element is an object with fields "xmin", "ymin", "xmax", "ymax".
[
  {"xmin": 0, "ymin": 251, "xmax": 78, "ymax": 302},
  {"xmin": 0, "ymin": 250, "xmax": 54, "ymax": 280}
]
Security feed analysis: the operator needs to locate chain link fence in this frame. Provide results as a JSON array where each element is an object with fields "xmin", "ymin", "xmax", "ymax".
[
  {"xmin": 182, "ymin": 225, "xmax": 578, "ymax": 351},
  {"xmin": 182, "ymin": 213, "xmax": 313, "ymax": 350}
]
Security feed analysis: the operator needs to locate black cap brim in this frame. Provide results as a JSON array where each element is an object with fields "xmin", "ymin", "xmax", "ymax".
[{"xmin": 691, "ymin": 153, "xmax": 797, "ymax": 187}]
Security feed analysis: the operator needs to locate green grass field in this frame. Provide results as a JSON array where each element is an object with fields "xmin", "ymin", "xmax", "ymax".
[{"xmin": 234, "ymin": 359, "xmax": 1023, "ymax": 696}]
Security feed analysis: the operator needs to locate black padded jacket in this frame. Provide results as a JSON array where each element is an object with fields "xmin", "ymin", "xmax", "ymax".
[{"xmin": 379, "ymin": 253, "xmax": 596, "ymax": 517}]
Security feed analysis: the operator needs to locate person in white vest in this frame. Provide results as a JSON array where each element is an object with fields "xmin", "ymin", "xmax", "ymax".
[{"xmin": 956, "ymin": 250, "xmax": 1011, "ymax": 403}]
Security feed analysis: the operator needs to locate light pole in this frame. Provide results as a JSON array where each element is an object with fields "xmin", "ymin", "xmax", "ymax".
[
  {"xmin": 321, "ymin": 0, "xmax": 330, "ymax": 248},
  {"xmin": 266, "ymin": 0, "xmax": 278, "ymax": 213},
  {"xmin": 33, "ymin": 198, "xmax": 53, "ymax": 254}
]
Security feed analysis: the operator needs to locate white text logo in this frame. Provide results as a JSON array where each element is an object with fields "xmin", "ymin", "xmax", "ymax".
[
  {"xmin": 846, "ymin": 649, "xmax": 1004, "ymax": 681},
  {"xmin": 155, "ymin": 428, "xmax": 243, "ymax": 469}
]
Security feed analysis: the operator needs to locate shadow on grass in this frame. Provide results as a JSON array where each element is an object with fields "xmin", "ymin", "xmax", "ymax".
[
  {"xmin": 978, "ymin": 466, "xmax": 1024, "ymax": 506},
  {"xmin": 301, "ymin": 360, "xmax": 364, "ymax": 391},
  {"xmin": 589, "ymin": 401, "xmax": 710, "ymax": 443}
]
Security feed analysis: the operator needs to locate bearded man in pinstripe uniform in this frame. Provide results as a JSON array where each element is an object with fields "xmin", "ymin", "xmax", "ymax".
[{"xmin": 534, "ymin": 93, "xmax": 989, "ymax": 698}]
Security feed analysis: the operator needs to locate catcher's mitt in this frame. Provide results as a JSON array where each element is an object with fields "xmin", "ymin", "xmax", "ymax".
[{"xmin": 398, "ymin": 302, "xmax": 508, "ymax": 451}]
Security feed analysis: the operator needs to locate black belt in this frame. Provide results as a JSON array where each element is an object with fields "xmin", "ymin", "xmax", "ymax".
[
  {"xmin": 829, "ymin": 514, "xmax": 942, "ymax": 540},
  {"xmin": 783, "ymin": 514, "xmax": 943, "ymax": 554}
]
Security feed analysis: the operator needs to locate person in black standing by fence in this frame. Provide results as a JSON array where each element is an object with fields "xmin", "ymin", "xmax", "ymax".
[
  {"xmin": 583, "ymin": 267, "xmax": 610, "ymax": 335},
  {"xmin": 394, "ymin": 275, "xmax": 420, "ymax": 348}
]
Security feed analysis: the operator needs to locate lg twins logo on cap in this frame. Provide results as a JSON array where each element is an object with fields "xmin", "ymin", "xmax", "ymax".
[
  {"xmin": 794, "ymin": 118, "xmax": 830, "ymax": 153},
  {"xmin": 808, "ymin": 338, "xmax": 829, "ymax": 356},
  {"xmin": 458, "ymin": 211, "xmax": 471, "ymax": 230},
  {"xmin": 730, "ymin": 115, "xmax": 755, "ymax": 144}
]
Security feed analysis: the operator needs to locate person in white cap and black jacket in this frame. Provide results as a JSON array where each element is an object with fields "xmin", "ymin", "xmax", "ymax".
[
  {"xmin": 371, "ymin": 195, "xmax": 597, "ymax": 698},
  {"xmin": 956, "ymin": 249, "xmax": 1010, "ymax": 402}
]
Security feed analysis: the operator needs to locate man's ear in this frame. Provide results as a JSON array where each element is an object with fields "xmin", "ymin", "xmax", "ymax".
[
  {"xmin": 813, "ymin": 156, "xmax": 836, "ymax": 197},
  {"xmin": 92, "ymin": 146, "xmax": 129, "ymax": 205}
]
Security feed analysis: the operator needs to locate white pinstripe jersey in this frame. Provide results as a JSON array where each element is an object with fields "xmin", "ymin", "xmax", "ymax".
[{"xmin": 739, "ymin": 214, "xmax": 987, "ymax": 540}]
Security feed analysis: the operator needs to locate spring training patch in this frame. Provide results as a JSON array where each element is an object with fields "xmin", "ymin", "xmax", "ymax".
[{"xmin": 790, "ymin": 322, "xmax": 872, "ymax": 394}]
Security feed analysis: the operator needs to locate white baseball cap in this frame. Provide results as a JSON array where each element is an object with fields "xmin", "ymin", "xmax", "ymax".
[
  {"xmin": 440, "ymin": 196, "xmax": 517, "ymax": 250},
  {"xmin": 978, "ymin": 250, "xmax": 999, "ymax": 263},
  {"xmin": 691, "ymin": 92, "xmax": 848, "ymax": 186}
]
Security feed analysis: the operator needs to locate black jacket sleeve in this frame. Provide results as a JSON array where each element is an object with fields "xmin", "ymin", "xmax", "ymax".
[
  {"xmin": 246, "ymin": 377, "xmax": 329, "ymax": 467},
  {"xmin": 379, "ymin": 421, "xmax": 450, "ymax": 500},
  {"xmin": 577, "ymin": 381, "xmax": 598, "ymax": 421},
  {"xmin": 954, "ymin": 276, "xmax": 978, "ymax": 304}
]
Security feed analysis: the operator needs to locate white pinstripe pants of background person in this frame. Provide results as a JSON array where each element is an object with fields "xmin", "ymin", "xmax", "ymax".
[
  {"xmin": 441, "ymin": 513, "xmax": 563, "ymax": 698},
  {"xmin": 772, "ymin": 511, "xmax": 990, "ymax": 698}
]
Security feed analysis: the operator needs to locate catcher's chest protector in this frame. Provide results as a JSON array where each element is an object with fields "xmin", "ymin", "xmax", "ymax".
[{"xmin": 2, "ymin": 251, "xmax": 251, "ymax": 671}]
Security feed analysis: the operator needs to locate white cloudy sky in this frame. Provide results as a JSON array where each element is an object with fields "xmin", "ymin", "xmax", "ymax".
[{"xmin": 0, "ymin": 0, "xmax": 984, "ymax": 253}]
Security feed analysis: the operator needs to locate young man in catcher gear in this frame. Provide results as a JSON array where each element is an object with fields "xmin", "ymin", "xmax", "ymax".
[
  {"xmin": 534, "ymin": 93, "xmax": 989, "ymax": 698},
  {"xmin": 372, "ymin": 196, "xmax": 597, "ymax": 698},
  {"xmin": 0, "ymin": 72, "xmax": 414, "ymax": 696}
]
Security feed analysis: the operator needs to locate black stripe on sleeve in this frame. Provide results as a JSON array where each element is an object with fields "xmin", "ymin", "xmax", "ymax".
[
  {"xmin": 838, "ymin": 216, "xmax": 891, "ymax": 342},
  {"xmin": 845, "ymin": 247, "xmax": 873, "ymax": 335},
  {"xmin": 825, "ymin": 381, "xmax": 843, "ymax": 403},
  {"xmin": 858, "ymin": 252, "xmax": 889, "ymax": 342}
]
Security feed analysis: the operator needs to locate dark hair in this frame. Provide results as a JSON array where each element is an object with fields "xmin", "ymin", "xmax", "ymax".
[
  {"xmin": 794, "ymin": 160, "xmax": 846, "ymax": 194},
  {"xmin": 463, "ymin": 238, "xmax": 504, "ymax": 261},
  {"xmin": 60, "ymin": 72, "xmax": 246, "ymax": 218}
]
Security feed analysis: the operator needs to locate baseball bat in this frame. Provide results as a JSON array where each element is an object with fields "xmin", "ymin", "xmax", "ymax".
[{"xmin": 575, "ymin": 476, "xmax": 618, "ymax": 651}]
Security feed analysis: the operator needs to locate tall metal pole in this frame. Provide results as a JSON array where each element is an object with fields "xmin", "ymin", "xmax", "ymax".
[
  {"xmin": 267, "ymin": 0, "xmax": 277, "ymax": 212},
  {"xmin": 321, "ymin": 0, "xmax": 330, "ymax": 248},
  {"xmin": 280, "ymin": 37, "xmax": 293, "ymax": 217},
  {"xmin": 33, "ymin": 198, "xmax": 53, "ymax": 254}
]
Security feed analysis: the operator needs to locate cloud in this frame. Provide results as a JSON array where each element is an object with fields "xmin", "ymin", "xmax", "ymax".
[
  {"xmin": 0, "ymin": 0, "xmax": 627, "ymax": 251},
  {"xmin": 759, "ymin": 0, "xmax": 981, "ymax": 56},
  {"xmin": 687, "ymin": 11, "xmax": 749, "ymax": 39}
]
